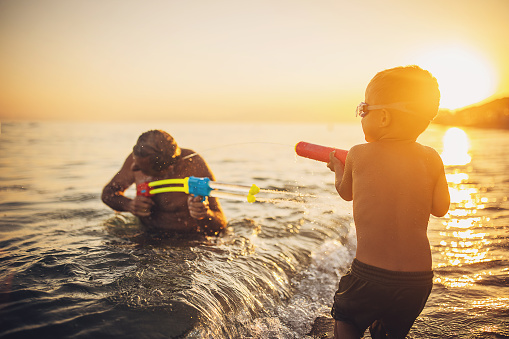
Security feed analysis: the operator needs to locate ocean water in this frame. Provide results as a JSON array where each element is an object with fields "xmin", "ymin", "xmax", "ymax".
[{"xmin": 0, "ymin": 121, "xmax": 508, "ymax": 338}]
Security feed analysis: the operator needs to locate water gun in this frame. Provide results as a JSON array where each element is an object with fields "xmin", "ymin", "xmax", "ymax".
[
  {"xmin": 295, "ymin": 141, "xmax": 348, "ymax": 164},
  {"xmin": 136, "ymin": 176, "xmax": 260, "ymax": 203}
]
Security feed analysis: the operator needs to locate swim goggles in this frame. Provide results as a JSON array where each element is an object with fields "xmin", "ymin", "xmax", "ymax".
[{"xmin": 355, "ymin": 102, "xmax": 418, "ymax": 118}]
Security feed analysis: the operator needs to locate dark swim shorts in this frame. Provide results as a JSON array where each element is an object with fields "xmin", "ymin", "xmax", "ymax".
[{"xmin": 331, "ymin": 258, "xmax": 433, "ymax": 339}]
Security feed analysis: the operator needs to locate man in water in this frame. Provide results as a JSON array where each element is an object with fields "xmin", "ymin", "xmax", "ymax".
[{"xmin": 102, "ymin": 130, "xmax": 227, "ymax": 236}]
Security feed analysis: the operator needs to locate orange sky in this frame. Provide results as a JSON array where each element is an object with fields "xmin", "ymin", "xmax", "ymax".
[{"xmin": 1, "ymin": 0, "xmax": 508, "ymax": 122}]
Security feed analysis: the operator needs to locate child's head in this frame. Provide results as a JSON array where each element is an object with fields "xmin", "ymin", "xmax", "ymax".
[{"xmin": 363, "ymin": 65, "xmax": 440, "ymax": 140}]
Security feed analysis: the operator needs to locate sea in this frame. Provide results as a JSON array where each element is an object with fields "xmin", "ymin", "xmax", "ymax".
[{"xmin": 0, "ymin": 121, "xmax": 508, "ymax": 338}]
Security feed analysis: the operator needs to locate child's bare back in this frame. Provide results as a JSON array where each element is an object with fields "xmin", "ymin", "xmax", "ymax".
[{"xmin": 341, "ymin": 139, "xmax": 449, "ymax": 272}]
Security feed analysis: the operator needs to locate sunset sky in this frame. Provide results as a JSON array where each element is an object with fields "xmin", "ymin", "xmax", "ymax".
[{"xmin": 1, "ymin": 0, "xmax": 508, "ymax": 122}]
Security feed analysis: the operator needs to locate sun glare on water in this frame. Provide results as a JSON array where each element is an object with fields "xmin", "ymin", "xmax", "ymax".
[
  {"xmin": 414, "ymin": 46, "xmax": 497, "ymax": 110},
  {"xmin": 441, "ymin": 127, "xmax": 471, "ymax": 166}
]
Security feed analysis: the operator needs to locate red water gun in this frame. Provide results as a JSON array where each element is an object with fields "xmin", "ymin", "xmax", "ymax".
[{"xmin": 295, "ymin": 141, "xmax": 348, "ymax": 164}]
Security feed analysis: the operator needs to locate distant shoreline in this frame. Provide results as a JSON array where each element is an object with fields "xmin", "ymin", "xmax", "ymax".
[{"xmin": 433, "ymin": 97, "xmax": 509, "ymax": 130}]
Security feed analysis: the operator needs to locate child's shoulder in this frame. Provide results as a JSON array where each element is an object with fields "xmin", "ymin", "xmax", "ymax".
[
  {"xmin": 349, "ymin": 141, "xmax": 442, "ymax": 162},
  {"xmin": 409, "ymin": 143, "xmax": 445, "ymax": 170},
  {"xmin": 417, "ymin": 143, "xmax": 442, "ymax": 159},
  {"xmin": 347, "ymin": 143, "xmax": 369, "ymax": 159},
  {"xmin": 348, "ymin": 142, "xmax": 384, "ymax": 158},
  {"xmin": 349, "ymin": 143, "xmax": 370, "ymax": 153}
]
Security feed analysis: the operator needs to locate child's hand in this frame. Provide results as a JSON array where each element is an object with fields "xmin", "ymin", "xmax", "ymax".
[
  {"xmin": 327, "ymin": 151, "xmax": 344, "ymax": 172},
  {"xmin": 328, "ymin": 150, "xmax": 348, "ymax": 199}
]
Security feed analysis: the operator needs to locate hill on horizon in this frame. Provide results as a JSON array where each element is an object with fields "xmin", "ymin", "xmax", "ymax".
[{"xmin": 434, "ymin": 97, "xmax": 509, "ymax": 129}]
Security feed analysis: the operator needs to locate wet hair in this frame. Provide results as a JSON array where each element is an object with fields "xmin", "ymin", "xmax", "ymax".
[
  {"xmin": 132, "ymin": 130, "xmax": 181, "ymax": 171},
  {"xmin": 367, "ymin": 65, "xmax": 440, "ymax": 121},
  {"xmin": 366, "ymin": 65, "xmax": 440, "ymax": 138}
]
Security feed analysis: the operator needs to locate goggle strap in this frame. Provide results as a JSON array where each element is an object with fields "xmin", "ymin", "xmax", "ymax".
[{"xmin": 356, "ymin": 101, "xmax": 431, "ymax": 121}]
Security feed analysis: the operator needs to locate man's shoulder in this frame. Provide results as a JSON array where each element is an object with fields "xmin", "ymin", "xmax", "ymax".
[
  {"xmin": 180, "ymin": 148, "xmax": 195, "ymax": 156},
  {"xmin": 180, "ymin": 148, "xmax": 205, "ymax": 164},
  {"xmin": 178, "ymin": 149, "xmax": 214, "ymax": 178}
]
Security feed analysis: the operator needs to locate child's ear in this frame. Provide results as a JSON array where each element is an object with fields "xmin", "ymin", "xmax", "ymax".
[{"xmin": 379, "ymin": 109, "xmax": 391, "ymax": 127}]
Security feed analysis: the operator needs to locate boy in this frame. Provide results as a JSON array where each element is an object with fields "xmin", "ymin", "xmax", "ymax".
[{"xmin": 327, "ymin": 66, "xmax": 450, "ymax": 338}]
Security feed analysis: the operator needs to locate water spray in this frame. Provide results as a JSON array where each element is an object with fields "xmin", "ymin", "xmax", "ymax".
[{"xmin": 136, "ymin": 176, "xmax": 315, "ymax": 205}]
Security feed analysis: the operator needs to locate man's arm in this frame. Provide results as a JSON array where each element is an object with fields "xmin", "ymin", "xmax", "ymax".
[
  {"xmin": 185, "ymin": 154, "xmax": 227, "ymax": 234},
  {"xmin": 101, "ymin": 154, "xmax": 154, "ymax": 216},
  {"xmin": 188, "ymin": 195, "xmax": 227, "ymax": 235}
]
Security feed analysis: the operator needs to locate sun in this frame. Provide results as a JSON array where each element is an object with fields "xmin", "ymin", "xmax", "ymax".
[{"xmin": 412, "ymin": 45, "xmax": 498, "ymax": 110}]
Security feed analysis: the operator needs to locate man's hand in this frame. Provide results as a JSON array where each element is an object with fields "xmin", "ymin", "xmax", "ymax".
[
  {"xmin": 128, "ymin": 195, "xmax": 154, "ymax": 217},
  {"xmin": 188, "ymin": 195, "xmax": 210, "ymax": 220}
]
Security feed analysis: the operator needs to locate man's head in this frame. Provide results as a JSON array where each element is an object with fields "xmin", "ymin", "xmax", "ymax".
[
  {"xmin": 132, "ymin": 130, "xmax": 181, "ymax": 174},
  {"xmin": 363, "ymin": 65, "xmax": 440, "ymax": 139}
]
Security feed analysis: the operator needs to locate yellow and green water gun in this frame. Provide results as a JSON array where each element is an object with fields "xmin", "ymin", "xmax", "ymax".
[{"xmin": 136, "ymin": 176, "xmax": 260, "ymax": 203}]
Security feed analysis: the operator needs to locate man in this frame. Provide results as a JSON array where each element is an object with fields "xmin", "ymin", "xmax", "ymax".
[{"xmin": 102, "ymin": 130, "xmax": 227, "ymax": 236}]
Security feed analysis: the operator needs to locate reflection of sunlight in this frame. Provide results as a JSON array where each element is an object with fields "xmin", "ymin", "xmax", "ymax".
[
  {"xmin": 448, "ymin": 209, "xmax": 474, "ymax": 217},
  {"xmin": 438, "ymin": 216, "xmax": 491, "ymax": 268},
  {"xmin": 443, "ymin": 247, "xmax": 488, "ymax": 266},
  {"xmin": 472, "ymin": 297, "xmax": 509, "ymax": 310},
  {"xmin": 449, "ymin": 186, "xmax": 478, "ymax": 205},
  {"xmin": 435, "ymin": 127, "xmax": 499, "ymax": 294},
  {"xmin": 448, "ymin": 186, "xmax": 486, "ymax": 212},
  {"xmin": 434, "ymin": 275, "xmax": 476, "ymax": 288},
  {"xmin": 441, "ymin": 128, "xmax": 471, "ymax": 166},
  {"xmin": 445, "ymin": 217, "xmax": 482, "ymax": 229},
  {"xmin": 453, "ymin": 229, "xmax": 487, "ymax": 240},
  {"xmin": 446, "ymin": 172, "xmax": 469, "ymax": 184},
  {"xmin": 434, "ymin": 273, "xmax": 497, "ymax": 289}
]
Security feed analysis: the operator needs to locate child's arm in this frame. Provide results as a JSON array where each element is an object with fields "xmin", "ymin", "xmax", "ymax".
[
  {"xmin": 431, "ymin": 162, "xmax": 450, "ymax": 217},
  {"xmin": 328, "ymin": 150, "xmax": 353, "ymax": 201}
]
